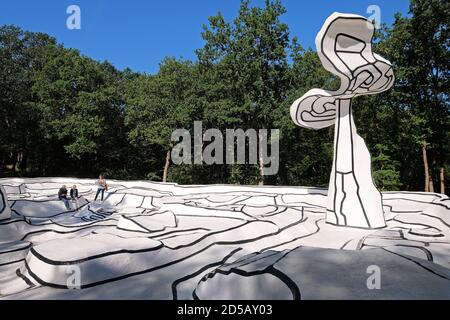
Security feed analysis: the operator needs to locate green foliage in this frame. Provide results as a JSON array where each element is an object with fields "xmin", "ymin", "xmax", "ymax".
[
  {"xmin": 0, "ymin": 0, "xmax": 448, "ymax": 195},
  {"xmin": 372, "ymin": 144, "xmax": 402, "ymax": 191}
]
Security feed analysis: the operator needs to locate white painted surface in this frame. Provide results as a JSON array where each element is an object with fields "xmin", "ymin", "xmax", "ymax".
[
  {"xmin": 0, "ymin": 178, "xmax": 449, "ymax": 299},
  {"xmin": 290, "ymin": 13, "xmax": 395, "ymax": 229}
]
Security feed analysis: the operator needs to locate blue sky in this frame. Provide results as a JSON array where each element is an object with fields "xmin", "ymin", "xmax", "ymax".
[{"xmin": 0, "ymin": 0, "xmax": 410, "ymax": 74}]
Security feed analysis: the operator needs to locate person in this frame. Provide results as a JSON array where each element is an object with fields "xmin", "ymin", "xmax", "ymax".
[
  {"xmin": 70, "ymin": 185, "xmax": 79, "ymax": 211},
  {"xmin": 94, "ymin": 174, "xmax": 108, "ymax": 201},
  {"xmin": 58, "ymin": 185, "xmax": 71, "ymax": 210}
]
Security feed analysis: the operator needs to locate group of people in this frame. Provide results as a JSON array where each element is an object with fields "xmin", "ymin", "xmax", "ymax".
[
  {"xmin": 57, "ymin": 185, "xmax": 79, "ymax": 211},
  {"xmin": 58, "ymin": 174, "xmax": 108, "ymax": 211}
]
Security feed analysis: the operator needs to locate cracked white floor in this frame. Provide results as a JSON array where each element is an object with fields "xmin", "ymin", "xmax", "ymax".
[{"xmin": 0, "ymin": 178, "xmax": 449, "ymax": 299}]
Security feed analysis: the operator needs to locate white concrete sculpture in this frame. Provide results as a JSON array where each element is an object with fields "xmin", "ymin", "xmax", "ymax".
[
  {"xmin": 290, "ymin": 13, "xmax": 395, "ymax": 229},
  {"xmin": 2, "ymin": 14, "xmax": 449, "ymax": 301},
  {"xmin": 0, "ymin": 185, "xmax": 11, "ymax": 220},
  {"xmin": 0, "ymin": 178, "xmax": 449, "ymax": 299}
]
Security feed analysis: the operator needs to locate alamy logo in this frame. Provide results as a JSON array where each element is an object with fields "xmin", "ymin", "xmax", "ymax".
[
  {"xmin": 66, "ymin": 5, "xmax": 81, "ymax": 30},
  {"xmin": 366, "ymin": 265, "xmax": 381, "ymax": 290},
  {"xmin": 66, "ymin": 266, "xmax": 81, "ymax": 289},
  {"xmin": 367, "ymin": 5, "xmax": 381, "ymax": 29},
  {"xmin": 171, "ymin": 121, "xmax": 279, "ymax": 176}
]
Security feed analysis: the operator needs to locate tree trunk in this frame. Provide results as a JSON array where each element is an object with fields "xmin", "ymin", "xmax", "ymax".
[
  {"xmin": 258, "ymin": 154, "xmax": 264, "ymax": 186},
  {"xmin": 440, "ymin": 167, "xmax": 445, "ymax": 194},
  {"xmin": 429, "ymin": 177, "xmax": 435, "ymax": 193},
  {"xmin": 39, "ymin": 153, "xmax": 46, "ymax": 176},
  {"xmin": 162, "ymin": 149, "xmax": 171, "ymax": 183},
  {"xmin": 11, "ymin": 152, "xmax": 18, "ymax": 174},
  {"xmin": 422, "ymin": 143, "xmax": 429, "ymax": 192},
  {"xmin": 20, "ymin": 152, "xmax": 28, "ymax": 174},
  {"xmin": 429, "ymin": 158, "xmax": 436, "ymax": 193}
]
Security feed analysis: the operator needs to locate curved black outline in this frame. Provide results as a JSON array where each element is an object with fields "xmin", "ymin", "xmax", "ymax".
[
  {"xmin": 291, "ymin": 15, "xmax": 394, "ymax": 229},
  {"xmin": 1, "ymin": 177, "xmax": 449, "ymax": 299},
  {"xmin": 0, "ymin": 186, "xmax": 7, "ymax": 215},
  {"xmin": 193, "ymin": 250, "xmax": 301, "ymax": 300},
  {"xmin": 172, "ymin": 248, "xmax": 242, "ymax": 300}
]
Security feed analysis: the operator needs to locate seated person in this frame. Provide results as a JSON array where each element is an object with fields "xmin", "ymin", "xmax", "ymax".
[
  {"xmin": 58, "ymin": 185, "xmax": 71, "ymax": 211},
  {"xmin": 70, "ymin": 185, "xmax": 79, "ymax": 199}
]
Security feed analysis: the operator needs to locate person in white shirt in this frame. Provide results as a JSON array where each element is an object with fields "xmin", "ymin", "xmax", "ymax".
[
  {"xmin": 94, "ymin": 174, "xmax": 108, "ymax": 201},
  {"xmin": 70, "ymin": 185, "xmax": 79, "ymax": 211}
]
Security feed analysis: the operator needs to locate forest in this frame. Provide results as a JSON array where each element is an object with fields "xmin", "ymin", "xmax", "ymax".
[{"xmin": 0, "ymin": 0, "xmax": 448, "ymax": 195}]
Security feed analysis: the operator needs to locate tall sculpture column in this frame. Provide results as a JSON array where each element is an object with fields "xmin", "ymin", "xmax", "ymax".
[{"xmin": 290, "ymin": 13, "xmax": 395, "ymax": 229}]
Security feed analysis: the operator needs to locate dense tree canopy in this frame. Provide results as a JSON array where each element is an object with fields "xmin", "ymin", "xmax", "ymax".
[{"xmin": 0, "ymin": 0, "xmax": 448, "ymax": 195}]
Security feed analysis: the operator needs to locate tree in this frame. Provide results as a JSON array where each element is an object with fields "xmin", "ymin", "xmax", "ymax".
[
  {"xmin": 275, "ymin": 48, "xmax": 336, "ymax": 187},
  {"xmin": 31, "ymin": 45, "xmax": 127, "ymax": 176},
  {"xmin": 0, "ymin": 0, "xmax": 447, "ymax": 195},
  {"xmin": 379, "ymin": 0, "xmax": 449, "ymax": 193},
  {"xmin": 125, "ymin": 58, "xmax": 198, "ymax": 182},
  {"xmin": 372, "ymin": 144, "xmax": 401, "ymax": 191},
  {"xmin": 0, "ymin": 26, "xmax": 56, "ymax": 175},
  {"xmin": 197, "ymin": 0, "xmax": 292, "ymax": 184}
]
